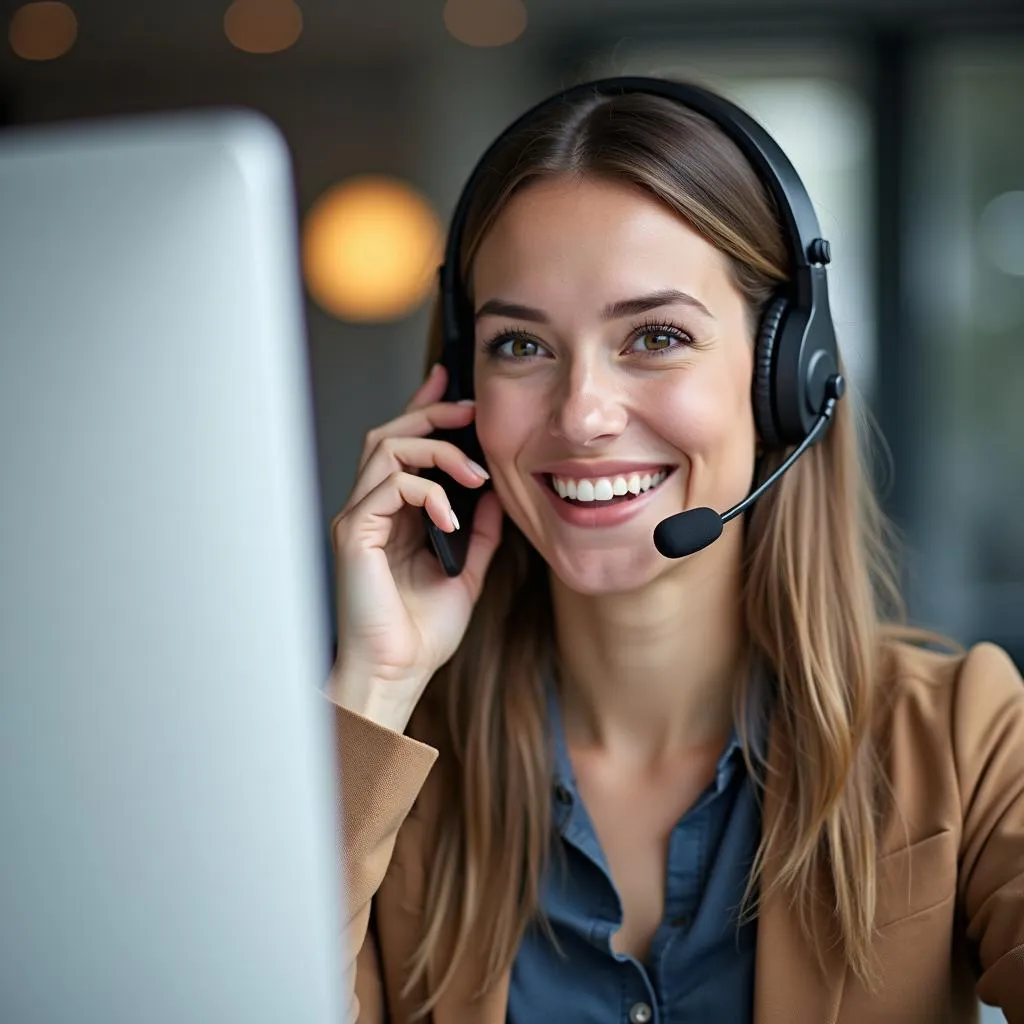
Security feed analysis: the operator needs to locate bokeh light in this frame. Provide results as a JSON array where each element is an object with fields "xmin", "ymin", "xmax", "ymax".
[
  {"xmin": 443, "ymin": 0, "xmax": 527, "ymax": 48},
  {"xmin": 978, "ymin": 191, "xmax": 1024, "ymax": 278},
  {"xmin": 8, "ymin": 2, "xmax": 78, "ymax": 61},
  {"xmin": 302, "ymin": 176, "xmax": 444, "ymax": 322},
  {"xmin": 224, "ymin": 0, "xmax": 303, "ymax": 55}
]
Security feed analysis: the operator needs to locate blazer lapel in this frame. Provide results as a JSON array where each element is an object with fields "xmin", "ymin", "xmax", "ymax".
[{"xmin": 754, "ymin": 717, "xmax": 848, "ymax": 1024}]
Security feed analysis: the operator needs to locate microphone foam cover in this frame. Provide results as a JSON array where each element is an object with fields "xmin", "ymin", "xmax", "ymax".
[{"xmin": 653, "ymin": 506, "xmax": 724, "ymax": 559}]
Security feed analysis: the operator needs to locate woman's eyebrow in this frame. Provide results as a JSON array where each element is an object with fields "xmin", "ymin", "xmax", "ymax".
[{"xmin": 474, "ymin": 288, "xmax": 715, "ymax": 323}]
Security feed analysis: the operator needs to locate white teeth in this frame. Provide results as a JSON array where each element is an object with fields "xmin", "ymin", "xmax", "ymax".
[{"xmin": 550, "ymin": 469, "xmax": 668, "ymax": 503}]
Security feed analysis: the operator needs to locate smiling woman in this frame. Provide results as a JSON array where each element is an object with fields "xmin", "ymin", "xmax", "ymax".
[
  {"xmin": 325, "ymin": 77, "xmax": 1024, "ymax": 1024},
  {"xmin": 468, "ymin": 175, "xmax": 758, "ymax": 594}
]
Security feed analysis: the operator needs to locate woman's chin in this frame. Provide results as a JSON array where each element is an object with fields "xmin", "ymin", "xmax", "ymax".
[{"xmin": 544, "ymin": 545, "xmax": 668, "ymax": 597}]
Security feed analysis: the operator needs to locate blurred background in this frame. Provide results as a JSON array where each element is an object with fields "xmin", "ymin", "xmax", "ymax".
[
  {"xmin": 1, "ymin": 4, "xmax": 1020, "ymax": 1018},
  {"xmin": 1, "ymin": 0, "xmax": 1022, "ymax": 685}
]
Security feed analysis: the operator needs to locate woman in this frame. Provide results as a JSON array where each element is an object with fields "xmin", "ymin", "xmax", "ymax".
[{"xmin": 327, "ymin": 78, "xmax": 1024, "ymax": 1023}]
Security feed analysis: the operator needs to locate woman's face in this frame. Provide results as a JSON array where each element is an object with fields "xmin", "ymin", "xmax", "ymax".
[{"xmin": 471, "ymin": 175, "xmax": 759, "ymax": 595}]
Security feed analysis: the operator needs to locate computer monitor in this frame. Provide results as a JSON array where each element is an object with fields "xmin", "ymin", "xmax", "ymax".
[{"xmin": 0, "ymin": 109, "xmax": 347, "ymax": 1023}]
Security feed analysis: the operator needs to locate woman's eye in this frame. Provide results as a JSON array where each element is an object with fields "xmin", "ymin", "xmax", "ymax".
[
  {"xmin": 498, "ymin": 336, "xmax": 541, "ymax": 358},
  {"xmin": 630, "ymin": 329, "xmax": 686, "ymax": 353}
]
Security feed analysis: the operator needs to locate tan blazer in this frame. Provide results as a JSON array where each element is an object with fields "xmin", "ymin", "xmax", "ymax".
[{"xmin": 331, "ymin": 641, "xmax": 1024, "ymax": 1023}]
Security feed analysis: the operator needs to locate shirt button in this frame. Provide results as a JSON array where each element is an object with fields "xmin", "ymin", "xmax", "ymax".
[{"xmin": 629, "ymin": 1002, "xmax": 653, "ymax": 1024}]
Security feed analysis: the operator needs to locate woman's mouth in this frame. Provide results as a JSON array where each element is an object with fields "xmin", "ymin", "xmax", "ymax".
[
  {"xmin": 535, "ymin": 465, "xmax": 676, "ymax": 529},
  {"xmin": 546, "ymin": 467, "xmax": 672, "ymax": 507}
]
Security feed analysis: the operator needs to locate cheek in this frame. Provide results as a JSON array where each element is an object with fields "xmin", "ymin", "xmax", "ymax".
[
  {"xmin": 472, "ymin": 378, "xmax": 530, "ymax": 463},
  {"xmin": 647, "ymin": 363, "xmax": 754, "ymax": 451}
]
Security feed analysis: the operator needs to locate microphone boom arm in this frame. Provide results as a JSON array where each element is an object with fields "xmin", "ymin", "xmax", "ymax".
[
  {"xmin": 652, "ymin": 374, "xmax": 845, "ymax": 559},
  {"xmin": 722, "ymin": 374, "xmax": 844, "ymax": 525}
]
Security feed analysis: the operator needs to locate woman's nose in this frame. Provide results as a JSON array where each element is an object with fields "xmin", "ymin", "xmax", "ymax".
[{"xmin": 548, "ymin": 363, "xmax": 628, "ymax": 447}]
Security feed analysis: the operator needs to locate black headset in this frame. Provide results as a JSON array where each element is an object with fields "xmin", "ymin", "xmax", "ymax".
[
  {"xmin": 425, "ymin": 76, "xmax": 844, "ymax": 573},
  {"xmin": 439, "ymin": 74, "xmax": 840, "ymax": 449}
]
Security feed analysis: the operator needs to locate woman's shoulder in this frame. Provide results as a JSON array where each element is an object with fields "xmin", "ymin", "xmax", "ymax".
[
  {"xmin": 878, "ymin": 633, "xmax": 1023, "ymax": 725},
  {"xmin": 874, "ymin": 635, "xmax": 1024, "ymax": 830}
]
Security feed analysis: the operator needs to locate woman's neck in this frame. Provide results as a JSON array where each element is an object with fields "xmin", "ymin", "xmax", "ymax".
[{"xmin": 550, "ymin": 539, "xmax": 748, "ymax": 763}]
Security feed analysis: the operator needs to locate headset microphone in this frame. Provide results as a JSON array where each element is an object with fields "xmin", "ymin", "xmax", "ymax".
[{"xmin": 653, "ymin": 374, "xmax": 846, "ymax": 559}]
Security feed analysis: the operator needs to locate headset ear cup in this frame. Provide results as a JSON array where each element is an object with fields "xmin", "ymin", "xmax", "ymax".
[{"xmin": 753, "ymin": 296, "xmax": 787, "ymax": 449}]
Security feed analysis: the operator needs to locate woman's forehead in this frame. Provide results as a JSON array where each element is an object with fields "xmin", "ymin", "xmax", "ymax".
[{"xmin": 470, "ymin": 177, "xmax": 732, "ymax": 316}]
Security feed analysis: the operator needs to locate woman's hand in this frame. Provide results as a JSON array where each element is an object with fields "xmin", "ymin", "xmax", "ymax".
[{"xmin": 328, "ymin": 364, "xmax": 503, "ymax": 732}]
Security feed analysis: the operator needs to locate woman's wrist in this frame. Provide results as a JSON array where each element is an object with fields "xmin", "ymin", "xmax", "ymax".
[{"xmin": 325, "ymin": 665, "xmax": 421, "ymax": 735}]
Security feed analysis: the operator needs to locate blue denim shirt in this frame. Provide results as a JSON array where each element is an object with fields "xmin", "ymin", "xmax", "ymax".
[{"xmin": 508, "ymin": 677, "xmax": 765, "ymax": 1024}]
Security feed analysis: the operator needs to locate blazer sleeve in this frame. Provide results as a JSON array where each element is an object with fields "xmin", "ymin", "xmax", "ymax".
[
  {"xmin": 953, "ymin": 642, "xmax": 1024, "ymax": 1020},
  {"xmin": 328, "ymin": 699, "xmax": 439, "ymax": 1023}
]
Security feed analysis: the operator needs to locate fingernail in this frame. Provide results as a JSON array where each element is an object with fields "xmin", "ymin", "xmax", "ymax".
[
  {"xmin": 449, "ymin": 509, "xmax": 460, "ymax": 531},
  {"xmin": 429, "ymin": 363, "xmax": 442, "ymax": 378},
  {"xmin": 457, "ymin": 398, "xmax": 475, "ymax": 406},
  {"xmin": 467, "ymin": 460, "xmax": 490, "ymax": 480}
]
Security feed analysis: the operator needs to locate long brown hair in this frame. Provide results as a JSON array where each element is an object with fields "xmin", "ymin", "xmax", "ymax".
[{"xmin": 406, "ymin": 84, "xmax": 914, "ymax": 1012}]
